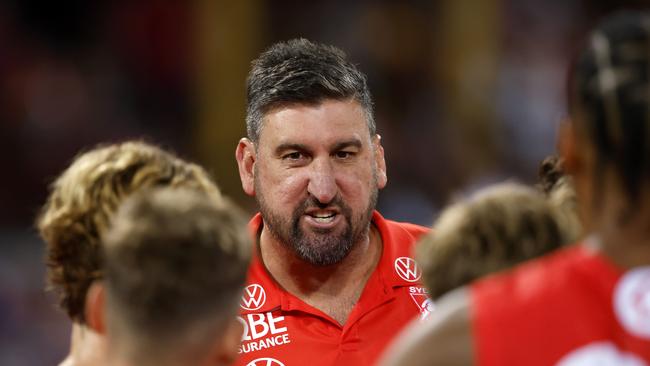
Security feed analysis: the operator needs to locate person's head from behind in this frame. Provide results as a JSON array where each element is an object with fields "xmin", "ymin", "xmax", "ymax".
[
  {"xmin": 565, "ymin": 11, "xmax": 650, "ymax": 232},
  {"xmin": 236, "ymin": 38, "xmax": 387, "ymax": 266},
  {"xmin": 97, "ymin": 188, "xmax": 250, "ymax": 366},
  {"xmin": 37, "ymin": 141, "xmax": 223, "ymax": 326},
  {"xmin": 417, "ymin": 183, "xmax": 576, "ymax": 301}
]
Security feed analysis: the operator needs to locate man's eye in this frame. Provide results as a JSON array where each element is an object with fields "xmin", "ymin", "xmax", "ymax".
[
  {"xmin": 335, "ymin": 151, "xmax": 354, "ymax": 159},
  {"xmin": 283, "ymin": 152, "xmax": 303, "ymax": 160}
]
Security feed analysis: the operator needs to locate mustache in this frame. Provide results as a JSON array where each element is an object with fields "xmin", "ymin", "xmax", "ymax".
[{"xmin": 296, "ymin": 195, "xmax": 346, "ymax": 213}]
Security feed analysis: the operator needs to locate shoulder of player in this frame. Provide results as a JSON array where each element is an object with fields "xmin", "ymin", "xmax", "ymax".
[
  {"xmin": 379, "ymin": 287, "xmax": 474, "ymax": 366},
  {"xmin": 474, "ymin": 244, "xmax": 588, "ymax": 300}
]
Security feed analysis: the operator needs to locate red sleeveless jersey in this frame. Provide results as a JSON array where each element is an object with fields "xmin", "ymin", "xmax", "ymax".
[
  {"xmin": 234, "ymin": 211, "xmax": 430, "ymax": 366},
  {"xmin": 471, "ymin": 243, "xmax": 650, "ymax": 366}
]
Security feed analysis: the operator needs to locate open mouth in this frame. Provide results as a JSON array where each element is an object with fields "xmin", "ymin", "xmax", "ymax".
[
  {"xmin": 309, "ymin": 212, "xmax": 337, "ymax": 223},
  {"xmin": 303, "ymin": 208, "xmax": 341, "ymax": 227}
]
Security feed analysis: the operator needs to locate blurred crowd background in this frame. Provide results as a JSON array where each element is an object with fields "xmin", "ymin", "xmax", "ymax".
[{"xmin": 0, "ymin": 0, "xmax": 647, "ymax": 364}]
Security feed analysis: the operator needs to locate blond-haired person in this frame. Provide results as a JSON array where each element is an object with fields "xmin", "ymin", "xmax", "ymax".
[
  {"xmin": 92, "ymin": 187, "xmax": 250, "ymax": 366},
  {"xmin": 417, "ymin": 182, "xmax": 577, "ymax": 302},
  {"xmin": 36, "ymin": 141, "xmax": 222, "ymax": 366}
]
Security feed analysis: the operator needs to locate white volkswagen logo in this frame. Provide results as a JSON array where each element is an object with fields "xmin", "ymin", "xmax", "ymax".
[
  {"xmin": 246, "ymin": 357, "xmax": 285, "ymax": 366},
  {"xmin": 240, "ymin": 284, "xmax": 267, "ymax": 311},
  {"xmin": 614, "ymin": 266, "xmax": 650, "ymax": 339},
  {"xmin": 394, "ymin": 257, "xmax": 422, "ymax": 282}
]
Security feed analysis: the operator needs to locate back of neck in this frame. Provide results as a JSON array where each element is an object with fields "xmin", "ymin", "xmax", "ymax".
[
  {"xmin": 65, "ymin": 322, "xmax": 106, "ymax": 366},
  {"xmin": 591, "ymin": 189, "xmax": 650, "ymax": 269}
]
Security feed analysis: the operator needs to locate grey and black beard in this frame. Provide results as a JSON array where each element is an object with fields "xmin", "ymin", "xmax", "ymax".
[{"xmin": 258, "ymin": 191, "xmax": 377, "ymax": 266}]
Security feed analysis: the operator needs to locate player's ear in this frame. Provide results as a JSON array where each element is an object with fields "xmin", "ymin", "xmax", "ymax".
[
  {"xmin": 207, "ymin": 318, "xmax": 243, "ymax": 365},
  {"xmin": 236, "ymin": 138, "xmax": 257, "ymax": 196},
  {"xmin": 373, "ymin": 134, "xmax": 387, "ymax": 189},
  {"xmin": 85, "ymin": 281, "xmax": 106, "ymax": 334}
]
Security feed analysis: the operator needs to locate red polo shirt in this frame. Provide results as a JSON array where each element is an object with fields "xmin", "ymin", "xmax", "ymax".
[{"xmin": 234, "ymin": 211, "xmax": 429, "ymax": 366}]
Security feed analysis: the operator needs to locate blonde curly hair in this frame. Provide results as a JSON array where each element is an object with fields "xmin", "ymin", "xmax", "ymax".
[
  {"xmin": 36, "ymin": 141, "xmax": 223, "ymax": 323},
  {"xmin": 417, "ymin": 182, "xmax": 576, "ymax": 301}
]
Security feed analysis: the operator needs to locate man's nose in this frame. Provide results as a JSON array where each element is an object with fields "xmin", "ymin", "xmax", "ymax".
[{"xmin": 307, "ymin": 159, "xmax": 338, "ymax": 204}]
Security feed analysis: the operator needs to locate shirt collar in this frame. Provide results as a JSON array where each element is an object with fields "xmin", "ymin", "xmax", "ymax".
[
  {"xmin": 370, "ymin": 211, "xmax": 425, "ymax": 289},
  {"xmin": 240, "ymin": 211, "xmax": 423, "ymax": 315}
]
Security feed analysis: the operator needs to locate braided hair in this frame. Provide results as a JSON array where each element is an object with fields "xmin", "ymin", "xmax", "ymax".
[{"xmin": 570, "ymin": 11, "xmax": 650, "ymax": 213}]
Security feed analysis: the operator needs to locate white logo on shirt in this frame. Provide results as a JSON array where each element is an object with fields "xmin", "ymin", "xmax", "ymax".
[
  {"xmin": 241, "ymin": 284, "xmax": 267, "ymax": 311},
  {"xmin": 614, "ymin": 266, "xmax": 650, "ymax": 339},
  {"xmin": 408, "ymin": 286, "xmax": 434, "ymax": 319},
  {"xmin": 395, "ymin": 257, "xmax": 422, "ymax": 282},
  {"xmin": 556, "ymin": 341, "xmax": 648, "ymax": 366},
  {"xmin": 237, "ymin": 312, "xmax": 292, "ymax": 354},
  {"xmin": 246, "ymin": 357, "xmax": 285, "ymax": 366}
]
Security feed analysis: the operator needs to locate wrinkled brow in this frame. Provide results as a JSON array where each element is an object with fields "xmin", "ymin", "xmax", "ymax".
[{"xmin": 274, "ymin": 138, "xmax": 363, "ymax": 156}]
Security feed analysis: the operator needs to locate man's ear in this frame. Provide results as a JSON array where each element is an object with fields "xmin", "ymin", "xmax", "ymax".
[
  {"xmin": 85, "ymin": 281, "xmax": 106, "ymax": 334},
  {"xmin": 235, "ymin": 138, "xmax": 257, "ymax": 196},
  {"xmin": 374, "ymin": 135, "xmax": 387, "ymax": 189}
]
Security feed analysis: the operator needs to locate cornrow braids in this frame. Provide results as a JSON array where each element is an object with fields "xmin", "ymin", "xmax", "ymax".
[{"xmin": 570, "ymin": 11, "xmax": 650, "ymax": 212}]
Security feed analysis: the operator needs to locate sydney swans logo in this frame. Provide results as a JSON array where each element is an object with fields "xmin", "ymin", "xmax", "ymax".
[
  {"xmin": 241, "ymin": 284, "xmax": 267, "ymax": 311},
  {"xmin": 394, "ymin": 257, "xmax": 422, "ymax": 282}
]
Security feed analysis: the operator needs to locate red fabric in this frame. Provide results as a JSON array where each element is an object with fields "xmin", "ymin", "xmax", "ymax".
[
  {"xmin": 234, "ymin": 211, "xmax": 429, "ymax": 366},
  {"xmin": 471, "ymin": 243, "xmax": 650, "ymax": 366}
]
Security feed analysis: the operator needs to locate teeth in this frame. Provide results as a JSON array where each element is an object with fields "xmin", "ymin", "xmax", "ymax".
[
  {"xmin": 309, "ymin": 212, "xmax": 335, "ymax": 222},
  {"xmin": 313, "ymin": 215, "xmax": 335, "ymax": 222},
  {"xmin": 313, "ymin": 213, "xmax": 334, "ymax": 218}
]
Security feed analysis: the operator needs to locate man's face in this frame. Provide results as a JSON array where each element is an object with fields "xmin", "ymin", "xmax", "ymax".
[{"xmin": 241, "ymin": 99, "xmax": 387, "ymax": 266}]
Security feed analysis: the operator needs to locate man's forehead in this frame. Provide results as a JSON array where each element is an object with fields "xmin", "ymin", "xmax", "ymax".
[{"xmin": 258, "ymin": 99, "xmax": 371, "ymax": 143}]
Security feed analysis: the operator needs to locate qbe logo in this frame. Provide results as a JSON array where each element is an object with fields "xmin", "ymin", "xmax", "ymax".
[
  {"xmin": 241, "ymin": 284, "xmax": 267, "ymax": 311},
  {"xmin": 394, "ymin": 257, "xmax": 421, "ymax": 282},
  {"xmin": 246, "ymin": 357, "xmax": 285, "ymax": 366}
]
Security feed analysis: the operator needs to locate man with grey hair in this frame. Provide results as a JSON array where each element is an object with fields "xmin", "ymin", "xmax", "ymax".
[
  {"xmin": 87, "ymin": 188, "xmax": 251, "ymax": 366},
  {"xmin": 234, "ymin": 38, "xmax": 429, "ymax": 366}
]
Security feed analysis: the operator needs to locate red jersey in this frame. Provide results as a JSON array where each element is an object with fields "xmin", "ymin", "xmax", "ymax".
[
  {"xmin": 471, "ymin": 242, "xmax": 650, "ymax": 366},
  {"xmin": 234, "ymin": 211, "xmax": 429, "ymax": 366}
]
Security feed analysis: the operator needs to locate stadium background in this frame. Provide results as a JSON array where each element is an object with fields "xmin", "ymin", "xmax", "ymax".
[{"xmin": 0, "ymin": 0, "xmax": 645, "ymax": 364}]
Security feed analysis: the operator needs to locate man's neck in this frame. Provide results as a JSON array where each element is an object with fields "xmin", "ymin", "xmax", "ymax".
[
  {"xmin": 61, "ymin": 322, "xmax": 106, "ymax": 366},
  {"xmin": 259, "ymin": 224, "xmax": 383, "ymax": 325}
]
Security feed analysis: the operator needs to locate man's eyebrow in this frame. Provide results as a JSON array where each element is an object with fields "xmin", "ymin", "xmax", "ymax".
[
  {"xmin": 274, "ymin": 143, "xmax": 309, "ymax": 155},
  {"xmin": 331, "ymin": 139, "xmax": 363, "ymax": 151}
]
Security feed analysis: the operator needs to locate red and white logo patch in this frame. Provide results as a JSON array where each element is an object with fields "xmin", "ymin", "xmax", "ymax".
[
  {"xmin": 246, "ymin": 357, "xmax": 285, "ymax": 366},
  {"xmin": 409, "ymin": 286, "xmax": 434, "ymax": 319},
  {"xmin": 614, "ymin": 266, "xmax": 650, "ymax": 339},
  {"xmin": 394, "ymin": 257, "xmax": 422, "ymax": 282},
  {"xmin": 241, "ymin": 284, "xmax": 267, "ymax": 311}
]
